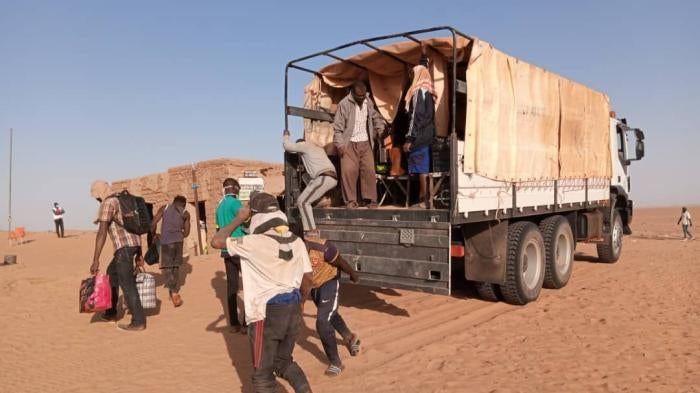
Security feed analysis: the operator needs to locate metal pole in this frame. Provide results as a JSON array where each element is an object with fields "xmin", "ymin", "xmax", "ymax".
[
  {"xmin": 8, "ymin": 128, "xmax": 13, "ymax": 235},
  {"xmin": 191, "ymin": 163, "xmax": 204, "ymax": 255}
]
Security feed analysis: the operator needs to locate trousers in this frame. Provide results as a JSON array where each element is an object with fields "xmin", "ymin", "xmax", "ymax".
[
  {"xmin": 248, "ymin": 304, "xmax": 311, "ymax": 393},
  {"xmin": 340, "ymin": 141, "xmax": 377, "ymax": 204},
  {"xmin": 105, "ymin": 246, "xmax": 145, "ymax": 326},
  {"xmin": 297, "ymin": 175, "xmax": 337, "ymax": 231}
]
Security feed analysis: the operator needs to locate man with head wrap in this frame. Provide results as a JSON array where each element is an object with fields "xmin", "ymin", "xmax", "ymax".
[
  {"xmin": 211, "ymin": 192, "xmax": 313, "ymax": 393},
  {"xmin": 89, "ymin": 180, "xmax": 146, "ymax": 331}
]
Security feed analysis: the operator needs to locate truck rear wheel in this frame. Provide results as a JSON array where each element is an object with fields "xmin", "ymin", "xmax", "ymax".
[
  {"xmin": 501, "ymin": 222, "xmax": 546, "ymax": 305},
  {"xmin": 474, "ymin": 282, "xmax": 501, "ymax": 302},
  {"xmin": 597, "ymin": 210, "xmax": 623, "ymax": 263},
  {"xmin": 540, "ymin": 216, "xmax": 574, "ymax": 289}
]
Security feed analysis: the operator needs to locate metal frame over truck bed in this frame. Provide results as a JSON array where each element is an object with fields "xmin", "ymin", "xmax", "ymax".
[{"xmin": 283, "ymin": 26, "xmax": 645, "ymax": 301}]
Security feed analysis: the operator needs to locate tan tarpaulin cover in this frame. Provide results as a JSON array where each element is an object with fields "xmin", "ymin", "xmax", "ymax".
[
  {"xmin": 465, "ymin": 40, "xmax": 611, "ymax": 180},
  {"xmin": 303, "ymin": 37, "xmax": 470, "ymax": 143},
  {"xmin": 302, "ymin": 36, "xmax": 611, "ymax": 181}
]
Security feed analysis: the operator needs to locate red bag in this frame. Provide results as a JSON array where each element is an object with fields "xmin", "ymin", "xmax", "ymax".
[{"xmin": 79, "ymin": 273, "xmax": 112, "ymax": 313}]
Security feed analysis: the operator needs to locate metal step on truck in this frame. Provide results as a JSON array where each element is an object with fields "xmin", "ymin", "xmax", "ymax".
[{"xmin": 283, "ymin": 26, "xmax": 645, "ymax": 304}]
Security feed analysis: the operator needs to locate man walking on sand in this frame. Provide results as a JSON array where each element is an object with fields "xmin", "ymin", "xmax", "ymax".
[
  {"xmin": 215, "ymin": 178, "xmax": 246, "ymax": 333},
  {"xmin": 89, "ymin": 181, "xmax": 146, "ymax": 331},
  {"xmin": 303, "ymin": 236, "xmax": 362, "ymax": 377},
  {"xmin": 52, "ymin": 202, "xmax": 65, "ymax": 238},
  {"xmin": 678, "ymin": 207, "xmax": 694, "ymax": 240},
  {"xmin": 211, "ymin": 192, "xmax": 313, "ymax": 393},
  {"xmin": 283, "ymin": 129, "xmax": 337, "ymax": 236},
  {"xmin": 333, "ymin": 80, "xmax": 387, "ymax": 208},
  {"xmin": 152, "ymin": 195, "xmax": 191, "ymax": 307}
]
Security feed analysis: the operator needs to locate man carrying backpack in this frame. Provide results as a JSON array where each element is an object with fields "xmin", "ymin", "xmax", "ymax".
[
  {"xmin": 89, "ymin": 180, "xmax": 146, "ymax": 331},
  {"xmin": 152, "ymin": 195, "xmax": 191, "ymax": 307}
]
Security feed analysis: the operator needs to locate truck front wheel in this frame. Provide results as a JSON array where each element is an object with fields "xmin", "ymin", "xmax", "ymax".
[
  {"xmin": 540, "ymin": 215, "xmax": 574, "ymax": 289},
  {"xmin": 597, "ymin": 210, "xmax": 623, "ymax": 263},
  {"xmin": 501, "ymin": 222, "xmax": 546, "ymax": 305}
]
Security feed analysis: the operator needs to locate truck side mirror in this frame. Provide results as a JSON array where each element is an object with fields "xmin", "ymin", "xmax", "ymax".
[{"xmin": 634, "ymin": 129, "xmax": 645, "ymax": 160}]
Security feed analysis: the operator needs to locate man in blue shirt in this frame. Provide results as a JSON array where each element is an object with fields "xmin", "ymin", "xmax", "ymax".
[{"xmin": 215, "ymin": 178, "xmax": 246, "ymax": 333}]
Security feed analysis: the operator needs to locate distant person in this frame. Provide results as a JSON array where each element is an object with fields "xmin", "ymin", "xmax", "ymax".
[
  {"xmin": 303, "ymin": 236, "xmax": 361, "ymax": 377},
  {"xmin": 677, "ymin": 207, "xmax": 694, "ymax": 240},
  {"xmin": 403, "ymin": 64, "xmax": 436, "ymax": 209},
  {"xmin": 89, "ymin": 180, "xmax": 146, "ymax": 331},
  {"xmin": 283, "ymin": 129, "xmax": 337, "ymax": 236},
  {"xmin": 333, "ymin": 80, "xmax": 387, "ymax": 208},
  {"xmin": 210, "ymin": 192, "xmax": 313, "ymax": 393},
  {"xmin": 52, "ymin": 202, "xmax": 65, "ymax": 238},
  {"xmin": 215, "ymin": 178, "xmax": 246, "ymax": 333},
  {"xmin": 152, "ymin": 195, "xmax": 191, "ymax": 307}
]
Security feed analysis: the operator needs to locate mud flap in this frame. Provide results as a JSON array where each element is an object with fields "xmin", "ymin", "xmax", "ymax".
[{"xmin": 463, "ymin": 220, "xmax": 508, "ymax": 285}]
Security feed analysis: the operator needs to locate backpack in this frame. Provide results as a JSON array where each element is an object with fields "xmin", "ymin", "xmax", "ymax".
[{"xmin": 115, "ymin": 190, "xmax": 152, "ymax": 235}]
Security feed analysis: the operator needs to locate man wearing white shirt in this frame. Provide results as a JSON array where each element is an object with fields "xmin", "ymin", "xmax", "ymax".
[
  {"xmin": 677, "ymin": 207, "xmax": 694, "ymax": 240},
  {"xmin": 52, "ymin": 202, "xmax": 65, "ymax": 238},
  {"xmin": 211, "ymin": 192, "xmax": 313, "ymax": 393}
]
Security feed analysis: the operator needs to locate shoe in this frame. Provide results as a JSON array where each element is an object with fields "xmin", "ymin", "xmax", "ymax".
[
  {"xmin": 346, "ymin": 201, "xmax": 359, "ymax": 208},
  {"xmin": 99, "ymin": 312, "xmax": 117, "ymax": 322},
  {"xmin": 411, "ymin": 202, "xmax": 427, "ymax": 209},
  {"xmin": 117, "ymin": 323, "xmax": 146, "ymax": 331},
  {"xmin": 170, "ymin": 293, "xmax": 183, "ymax": 307},
  {"xmin": 368, "ymin": 202, "xmax": 378, "ymax": 209},
  {"xmin": 229, "ymin": 325, "xmax": 242, "ymax": 334},
  {"xmin": 346, "ymin": 334, "xmax": 361, "ymax": 356},
  {"xmin": 324, "ymin": 364, "xmax": 345, "ymax": 377}
]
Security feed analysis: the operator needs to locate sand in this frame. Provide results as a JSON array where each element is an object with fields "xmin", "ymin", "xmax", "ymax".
[{"xmin": 1, "ymin": 207, "xmax": 698, "ymax": 393}]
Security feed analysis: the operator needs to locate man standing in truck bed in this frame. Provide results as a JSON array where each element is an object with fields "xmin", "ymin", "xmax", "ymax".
[
  {"xmin": 332, "ymin": 80, "xmax": 386, "ymax": 208},
  {"xmin": 283, "ymin": 129, "xmax": 337, "ymax": 236}
]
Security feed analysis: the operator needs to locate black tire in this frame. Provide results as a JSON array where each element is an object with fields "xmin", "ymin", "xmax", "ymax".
[
  {"xmin": 474, "ymin": 281, "xmax": 501, "ymax": 302},
  {"xmin": 501, "ymin": 222, "xmax": 546, "ymax": 305},
  {"xmin": 597, "ymin": 210, "xmax": 623, "ymax": 263},
  {"xmin": 539, "ymin": 216, "xmax": 574, "ymax": 289}
]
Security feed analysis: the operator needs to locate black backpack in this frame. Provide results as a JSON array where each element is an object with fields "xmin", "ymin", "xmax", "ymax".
[{"xmin": 115, "ymin": 190, "xmax": 152, "ymax": 235}]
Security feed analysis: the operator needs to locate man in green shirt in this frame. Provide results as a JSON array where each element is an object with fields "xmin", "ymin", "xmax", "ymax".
[{"xmin": 215, "ymin": 178, "xmax": 246, "ymax": 333}]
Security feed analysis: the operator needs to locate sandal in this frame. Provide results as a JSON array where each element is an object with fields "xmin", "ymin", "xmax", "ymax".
[
  {"xmin": 346, "ymin": 334, "xmax": 361, "ymax": 356},
  {"xmin": 324, "ymin": 364, "xmax": 345, "ymax": 377}
]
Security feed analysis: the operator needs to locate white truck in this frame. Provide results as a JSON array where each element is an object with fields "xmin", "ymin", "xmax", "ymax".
[{"xmin": 283, "ymin": 26, "xmax": 645, "ymax": 304}]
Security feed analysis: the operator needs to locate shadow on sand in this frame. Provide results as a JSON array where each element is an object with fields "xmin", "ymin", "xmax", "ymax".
[
  {"xmin": 338, "ymin": 282, "xmax": 411, "ymax": 317},
  {"xmin": 206, "ymin": 271, "xmax": 264, "ymax": 393}
]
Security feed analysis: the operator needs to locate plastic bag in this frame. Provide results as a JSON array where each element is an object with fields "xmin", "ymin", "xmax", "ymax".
[{"xmin": 79, "ymin": 273, "xmax": 112, "ymax": 313}]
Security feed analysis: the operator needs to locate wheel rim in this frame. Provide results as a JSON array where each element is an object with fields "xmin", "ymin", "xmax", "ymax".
[
  {"xmin": 555, "ymin": 232, "xmax": 572, "ymax": 273},
  {"xmin": 522, "ymin": 240, "xmax": 542, "ymax": 290},
  {"xmin": 612, "ymin": 218, "xmax": 622, "ymax": 254}
]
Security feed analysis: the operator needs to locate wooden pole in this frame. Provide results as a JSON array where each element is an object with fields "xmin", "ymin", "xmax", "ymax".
[
  {"xmin": 7, "ymin": 128, "xmax": 13, "ymax": 238},
  {"xmin": 191, "ymin": 163, "xmax": 204, "ymax": 255}
]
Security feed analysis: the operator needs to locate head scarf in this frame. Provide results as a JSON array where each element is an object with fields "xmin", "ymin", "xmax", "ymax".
[
  {"xmin": 90, "ymin": 180, "xmax": 113, "ymax": 201},
  {"xmin": 405, "ymin": 65, "xmax": 436, "ymax": 111},
  {"xmin": 248, "ymin": 192, "xmax": 297, "ymax": 260}
]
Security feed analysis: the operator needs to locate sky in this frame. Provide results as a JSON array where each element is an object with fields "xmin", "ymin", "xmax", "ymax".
[{"xmin": 1, "ymin": 0, "xmax": 698, "ymax": 231}]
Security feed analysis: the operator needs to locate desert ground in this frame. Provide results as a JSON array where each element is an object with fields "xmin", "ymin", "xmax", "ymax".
[{"xmin": 0, "ymin": 207, "xmax": 698, "ymax": 393}]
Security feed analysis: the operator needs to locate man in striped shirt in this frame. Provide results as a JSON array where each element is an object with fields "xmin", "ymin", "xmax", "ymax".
[{"xmin": 332, "ymin": 81, "xmax": 387, "ymax": 208}]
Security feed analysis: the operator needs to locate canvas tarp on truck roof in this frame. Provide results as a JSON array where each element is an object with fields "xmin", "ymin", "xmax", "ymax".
[
  {"xmin": 464, "ymin": 40, "xmax": 611, "ymax": 181},
  {"xmin": 302, "ymin": 36, "xmax": 611, "ymax": 181}
]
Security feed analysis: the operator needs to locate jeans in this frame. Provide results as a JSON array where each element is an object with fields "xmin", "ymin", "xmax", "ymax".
[
  {"xmin": 248, "ymin": 304, "xmax": 311, "ymax": 393},
  {"xmin": 54, "ymin": 219, "xmax": 64, "ymax": 238},
  {"xmin": 682, "ymin": 224, "xmax": 693, "ymax": 239},
  {"xmin": 311, "ymin": 278, "xmax": 352, "ymax": 366},
  {"xmin": 162, "ymin": 266, "xmax": 180, "ymax": 293},
  {"xmin": 224, "ymin": 256, "xmax": 243, "ymax": 326},
  {"xmin": 105, "ymin": 246, "xmax": 145, "ymax": 326}
]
